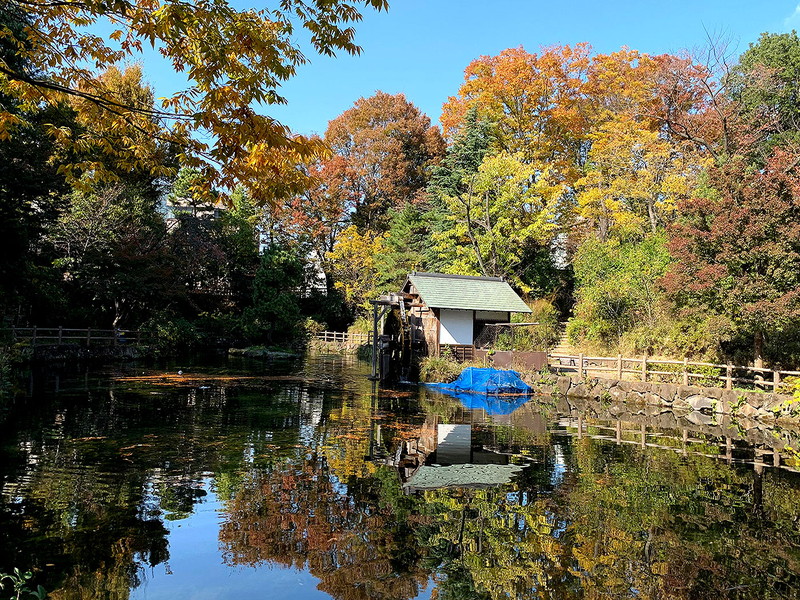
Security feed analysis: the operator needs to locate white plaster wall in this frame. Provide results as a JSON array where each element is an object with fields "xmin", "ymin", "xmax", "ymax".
[
  {"xmin": 439, "ymin": 309, "xmax": 474, "ymax": 345},
  {"xmin": 437, "ymin": 424, "xmax": 471, "ymax": 464}
]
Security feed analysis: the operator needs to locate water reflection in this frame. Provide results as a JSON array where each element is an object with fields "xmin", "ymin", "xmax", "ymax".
[{"xmin": 1, "ymin": 355, "xmax": 799, "ymax": 599}]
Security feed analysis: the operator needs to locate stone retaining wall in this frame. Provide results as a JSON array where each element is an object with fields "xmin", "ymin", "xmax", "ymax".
[{"xmin": 555, "ymin": 375, "xmax": 797, "ymax": 424}]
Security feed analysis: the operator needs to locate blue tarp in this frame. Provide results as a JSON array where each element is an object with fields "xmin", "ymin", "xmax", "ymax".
[{"xmin": 426, "ymin": 367, "xmax": 532, "ymax": 395}]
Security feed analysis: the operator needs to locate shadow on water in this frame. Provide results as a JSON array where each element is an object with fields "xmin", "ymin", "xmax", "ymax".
[{"xmin": 1, "ymin": 353, "xmax": 800, "ymax": 599}]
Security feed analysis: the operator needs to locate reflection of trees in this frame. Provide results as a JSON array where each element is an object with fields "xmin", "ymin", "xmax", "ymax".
[
  {"xmin": 417, "ymin": 487, "xmax": 576, "ymax": 599},
  {"xmin": 562, "ymin": 439, "xmax": 800, "ymax": 599},
  {"xmin": 0, "ymin": 453, "xmax": 168, "ymax": 600},
  {"xmin": 0, "ymin": 380, "xmax": 311, "ymax": 599},
  {"xmin": 407, "ymin": 423, "xmax": 800, "ymax": 600},
  {"xmin": 320, "ymin": 394, "xmax": 377, "ymax": 480},
  {"xmin": 5, "ymin": 358, "xmax": 800, "ymax": 600},
  {"xmin": 220, "ymin": 456, "xmax": 429, "ymax": 600},
  {"xmin": 319, "ymin": 379, "xmax": 429, "ymax": 484}
]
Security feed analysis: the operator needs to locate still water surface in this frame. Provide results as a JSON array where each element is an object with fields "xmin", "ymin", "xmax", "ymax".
[{"xmin": 2, "ymin": 353, "xmax": 800, "ymax": 599}]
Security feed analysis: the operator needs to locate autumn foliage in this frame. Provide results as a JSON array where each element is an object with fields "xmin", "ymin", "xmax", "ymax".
[
  {"xmin": 0, "ymin": 0, "xmax": 387, "ymax": 204},
  {"xmin": 4, "ymin": 0, "xmax": 800, "ymax": 365},
  {"xmin": 664, "ymin": 150, "xmax": 800, "ymax": 359}
]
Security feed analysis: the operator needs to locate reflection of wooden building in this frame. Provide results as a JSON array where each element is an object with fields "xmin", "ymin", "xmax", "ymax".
[
  {"xmin": 402, "ymin": 272, "xmax": 531, "ymax": 359},
  {"xmin": 396, "ymin": 422, "xmax": 528, "ymax": 492}
]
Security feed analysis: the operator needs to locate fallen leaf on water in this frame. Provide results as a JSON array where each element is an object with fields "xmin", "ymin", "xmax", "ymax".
[{"xmin": 119, "ymin": 444, "xmax": 153, "ymax": 451}]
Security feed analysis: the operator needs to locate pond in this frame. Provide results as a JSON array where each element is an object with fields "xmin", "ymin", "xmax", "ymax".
[{"xmin": 1, "ymin": 353, "xmax": 800, "ymax": 599}]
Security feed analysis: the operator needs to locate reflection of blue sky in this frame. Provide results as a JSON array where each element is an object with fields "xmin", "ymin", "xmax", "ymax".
[
  {"xmin": 330, "ymin": 474, "xmax": 349, "ymax": 497},
  {"xmin": 133, "ymin": 478, "xmax": 432, "ymax": 600},
  {"xmin": 550, "ymin": 445, "xmax": 567, "ymax": 487},
  {"xmin": 130, "ymin": 482, "xmax": 332, "ymax": 600},
  {"xmin": 548, "ymin": 510, "xmax": 568, "ymax": 540}
]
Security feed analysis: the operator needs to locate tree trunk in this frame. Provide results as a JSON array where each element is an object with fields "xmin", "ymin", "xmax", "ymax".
[
  {"xmin": 647, "ymin": 198, "xmax": 658, "ymax": 233},
  {"xmin": 754, "ymin": 330, "xmax": 764, "ymax": 369}
]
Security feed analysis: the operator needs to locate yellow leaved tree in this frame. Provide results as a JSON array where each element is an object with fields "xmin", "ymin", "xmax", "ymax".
[
  {"xmin": 433, "ymin": 151, "xmax": 563, "ymax": 289},
  {"xmin": 0, "ymin": 0, "xmax": 387, "ymax": 204},
  {"xmin": 326, "ymin": 224, "xmax": 385, "ymax": 312},
  {"xmin": 575, "ymin": 115, "xmax": 706, "ymax": 241}
]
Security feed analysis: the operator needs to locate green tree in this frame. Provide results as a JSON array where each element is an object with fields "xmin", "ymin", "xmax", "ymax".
[
  {"xmin": 166, "ymin": 167, "xmax": 217, "ymax": 217},
  {"xmin": 432, "ymin": 151, "xmax": 562, "ymax": 289},
  {"xmin": 220, "ymin": 186, "xmax": 260, "ymax": 308},
  {"xmin": 417, "ymin": 107, "xmax": 493, "ymax": 275},
  {"xmin": 729, "ymin": 31, "xmax": 800, "ymax": 159},
  {"xmin": 374, "ymin": 203, "xmax": 428, "ymax": 292},
  {"xmin": 244, "ymin": 245, "xmax": 304, "ymax": 343},
  {"xmin": 50, "ymin": 183, "xmax": 177, "ymax": 327},
  {"xmin": 568, "ymin": 233, "xmax": 671, "ymax": 349},
  {"xmin": 0, "ymin": 9, "xmax": 74, "ymax": 321}
]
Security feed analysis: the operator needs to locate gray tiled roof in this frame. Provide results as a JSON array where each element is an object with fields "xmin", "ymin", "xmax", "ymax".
[
  {"xmin": 406, "ymin": 272, "xmax": 531, "ymax": 313},
  {"xmin": 403, "ymin": 463, "xmax": 527, "ymax": 490}
]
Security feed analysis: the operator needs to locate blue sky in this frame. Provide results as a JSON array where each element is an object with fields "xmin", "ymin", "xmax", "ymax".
[{"xmin": 140, "ymin": 1, "xmax": 800, "ymax": 137}]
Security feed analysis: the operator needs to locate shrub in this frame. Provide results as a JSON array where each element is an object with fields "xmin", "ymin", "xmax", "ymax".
[
  {"xmin": 195, "ymin": 311, "xmax": 245, "ymax": 344},
  {"xmin": 302, "ymin": 317, "xmax": 325, "ymax": 338},
  {"xmin": 348, "ymin": 317, "xmax": 372, "ymax": 336},
  {"xmin": 570, "ymin": 234, "xmax": 671, "ymax": 349},
  {"xmin": 419, "ymin": 355, "xmax": 464, "ymax": 383},
  {"xmin": 141, "ymin": 313, "xmax": 201, "ymax": 350},
  {"xmin": 486, "ymin": 299, "xmax": 559, "ymax": 351},
  {"xmin": 242, "ymin": 245, "xmax": 303, "ymax": 344}
]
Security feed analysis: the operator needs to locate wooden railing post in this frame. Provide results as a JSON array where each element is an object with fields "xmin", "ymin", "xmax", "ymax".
[
  {"xmin": 683, "ymin": 357, "xmax": 689, "ymax": 386},
  {"xmin": 32, "ymin": 326, "xmax": 37, "ymax": 345},
  {"xmin": 58, "ymin": 326, "xmax": 63, "ymax": 344},
  {"xmin": 725, "ymin": 363, "xmax": 733, "ymax": 390},
  {"xmin": 578, "ymin": 353, "xmax": 584, "ymax": 379},
  {"xmin": 773, "ymin": 370, "xmax": 781, "ymax": 390},
  {"xmin": 616, "ymin": 354, "xmax": 622, "ymax": 379},
  {"xmin": 86, "ymin": 328, "xmax": 91, "ymax": 346},
  {"xmin": 642, "ymin": 353, "xmax": 648, "ymax": 382}
]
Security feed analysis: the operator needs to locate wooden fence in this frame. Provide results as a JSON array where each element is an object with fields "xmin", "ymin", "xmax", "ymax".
[
  {"xmin": 314, "ymin": 331, "xmax": 372, "ymax": 346},
  {"xmin": 562, "ymin": 415, "xmax": 797, "ymax": 473},
  {"xmin": 3, "ymin": 327, "xmax": 149, "ymax": 346},
  {"xmin": 550, "ymin": 352, "xmax": 800, "ymax": 391}
]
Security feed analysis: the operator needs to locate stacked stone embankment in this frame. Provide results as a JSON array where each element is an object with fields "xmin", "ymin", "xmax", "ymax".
[{"xmin": 555, "ymin": 375, "xmax": 797, "ymax": 425}]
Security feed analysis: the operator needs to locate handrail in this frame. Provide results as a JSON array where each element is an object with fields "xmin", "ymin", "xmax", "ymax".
[
  {"xmin": 549, "ymin": 352, "xmax": 798, "ymax": 391},
  {"xmin": 314, "ymin": 331, "xmax": 373, "ymax": 345},
  {"xmin": 2, "ymin": 327, "xmax": 150, "ymax": 346}
]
